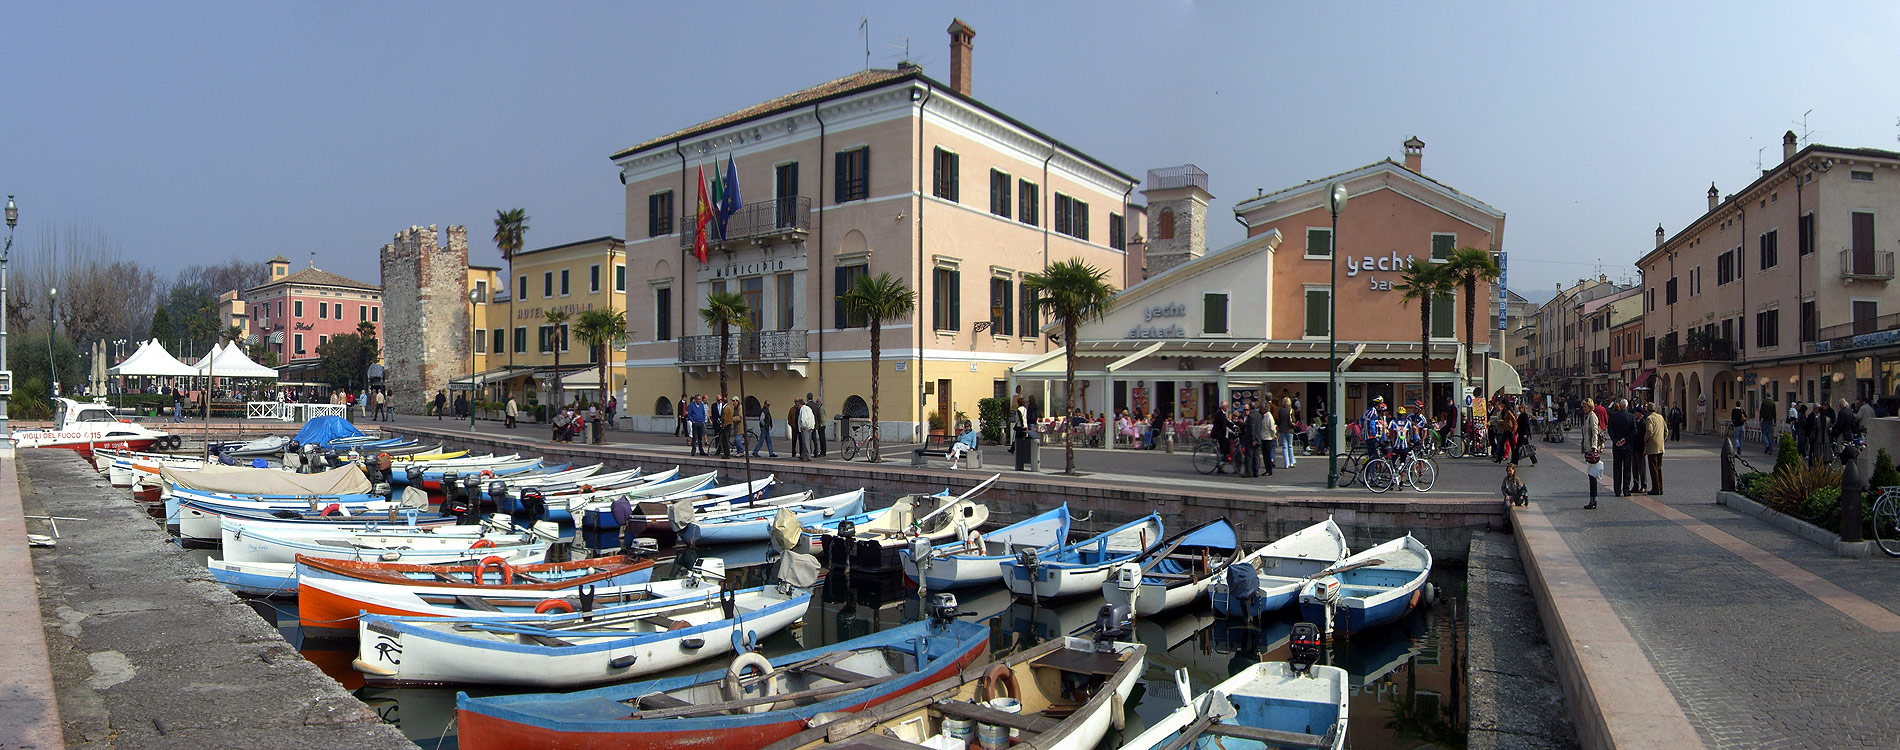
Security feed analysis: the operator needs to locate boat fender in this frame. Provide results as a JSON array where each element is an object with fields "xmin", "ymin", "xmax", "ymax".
[
  {"xmin": 476, "ymin": 556, "xmax": 513, "ymax": 586},
  {"xmin": 320, "ymin": 503, "xmax": 341, "ymax": 517},
  {"xmin": 723, "ymin": 651, "xmax": 775, "ymax": 713},
  {"xmin": 469, "ymin": 539, "xmax": 497, "ymax": 549},
  {"xmin": 1422, "ymin": 582, "xmax": 1438, "ymax": 607},
  {"xmin": 1109, "ymin": 694, "xmax": 1126, "ymax": 731},
  {"xmin": 974, "ymin": 663, "xmax": 1020, "ymax": 704},
  {"xmin": 534, "ymin": 598, "xmax": 575, "ymax": 614}
]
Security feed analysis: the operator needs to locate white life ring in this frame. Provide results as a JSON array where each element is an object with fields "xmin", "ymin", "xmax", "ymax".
[
  {"xmin": 966, "ymin": 530, "xmax": 984, "ymax": 552},
  {"xmin": 722, "ymin": 651, "xmax": 775, "ymax": 714}
]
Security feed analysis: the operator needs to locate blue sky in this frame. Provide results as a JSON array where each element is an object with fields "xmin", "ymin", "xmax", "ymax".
[{"xmin": 5, "ymin": 1, "xmax": 1899, "ymax": 300}]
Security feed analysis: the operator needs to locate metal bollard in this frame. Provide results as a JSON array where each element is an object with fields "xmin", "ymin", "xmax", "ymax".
[
  {"xmin": 1720, "ymin": 440, "xmax": 1735, "ymax": 493},
  {"xmin": 1840, "ymin": 441, "xmax": 1865, "ymax": 543}
]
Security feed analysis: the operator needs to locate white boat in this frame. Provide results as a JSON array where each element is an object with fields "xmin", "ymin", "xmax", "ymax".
[
  {"xmin": 1118, "ymin": 659, "xmax": 1348, "ymax": 750},
  {"xmin": 353, "ymin": 584, "xmax": 812, "ymax": 688},
  {"xmin": 539, "ymin": 471, "xmax": 721, "ymax": 524},
  {"xmin": 762, "ymin": 631, "xmax": 1146, "ymax": 750},
  {"xmin": 678, "ymin": 489, "xmax": 866, "ymax": 544},
  {"xmin": 901, "ymin": 503, "xmax": 1071, "ymax": 590},
  {"xmin": 1209, "ymin": 518, "xmax": 1350, "ymax": 619},
  {"xmin": 1103, "ymin": 518, "xmax": 1241, "ymax": 618},
  {"xmin": 571, "ymin": 474, "xmax": 783, "ymax": 529},
  {"xmin": 1296, "ymin": 534, "xmax": 1433, "ymax": 636},
  {"xmin": 1002, "ymin": 513, "xmax": 1164, "ymax": 600},
  {"xmin": 295, "ymin": 557, "xmax": 720, "ymax": 625},
  {"xmin": 822, "ymin": 475, "xmax": 997, "ymax": 573},
  {"xmin": 12, "ymin": 397, "xmax": 174, "ymax": 454},
  {"xmin": 220, "ymin": 521, "xmax": 547, "ymax": 566},
  {"xmin": 175, "ymin": 492, "xmax": 436, "ymax": 544}
]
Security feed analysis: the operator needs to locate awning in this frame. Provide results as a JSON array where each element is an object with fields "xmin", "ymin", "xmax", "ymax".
[
  {"xmin": 1487, "ymin": 358, "xmax": 1524, "ymax": 395},
  {"xmin": 448, "ymin": 367, "xmax": 532, "ymax": 390},
  {"xmin": 1630, "ymin": 368, "xmax": 1656, "ymax": 391}
]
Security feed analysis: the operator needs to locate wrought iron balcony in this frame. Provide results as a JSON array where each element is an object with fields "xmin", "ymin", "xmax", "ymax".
[
  {"xmin": 678, "ymin": 330, "xmax": 809, "ymax": 364},
  {"xmin": 679, "ymin": 196, "xmax": 811, "ymax": 250},
  {"xmin": 1591, "ymin": 361, "xmax": 1612, "ymax": 374},
  {"xmin": 1813, "ymin": 313, "xmax": 1900, "ymax": 354},
  {"xmin": 1840, "ymin": 248, "xmax": 1894, "ymax": 281},
  {"xmin": 1657, "ymin": 339, "xmax": 1736, "ymax": 365}
]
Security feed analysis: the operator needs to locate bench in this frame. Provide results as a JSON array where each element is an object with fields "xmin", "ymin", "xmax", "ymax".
[{"xmin": 912, "ymin": 435, "xmax": 981, "ymax": 468}]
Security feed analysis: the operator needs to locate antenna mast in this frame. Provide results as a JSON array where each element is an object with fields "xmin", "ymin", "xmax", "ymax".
[{"xmin": 860, "ymin": 17, "xmax": 869, "ymax": 70}]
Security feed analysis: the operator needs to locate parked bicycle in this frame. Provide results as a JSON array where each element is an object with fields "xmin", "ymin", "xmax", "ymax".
[
  {"xmin": 1192, "ymin": 439, "xmax": 1247, "ymax": 475},
  {"xmin": 840, "ymin": 421, "xmax": 874, "ymax": 461},
  {"xmin": 1873, "ymin": 486, "xmax": 1900, "ymax": 557},
  {"xmin": 1364, "ymin": 443, "xmax": 1436, "ymax": 493}
]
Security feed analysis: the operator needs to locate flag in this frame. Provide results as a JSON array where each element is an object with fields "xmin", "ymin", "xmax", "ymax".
[
  {"xmin": 709, "ymin": 163, "xmax": 727, "ymax": 241},
  {"xmin": 693, "ymin": 165, "xmax": 713, "ymax": 263},
  {"xmin": 721, "ymin": 153, "xmax": 741, "ymax": 236}
]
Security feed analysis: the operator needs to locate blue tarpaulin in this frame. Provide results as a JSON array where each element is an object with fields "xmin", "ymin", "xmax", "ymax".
[{"xmin": 294, "ymin": 416, "xmax": 364, "ymax": 445}]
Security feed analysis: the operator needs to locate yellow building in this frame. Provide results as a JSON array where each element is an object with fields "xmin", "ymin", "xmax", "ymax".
[{"xmin": 456, "ymin": 238, "xmax": 628, "ymax": 410}]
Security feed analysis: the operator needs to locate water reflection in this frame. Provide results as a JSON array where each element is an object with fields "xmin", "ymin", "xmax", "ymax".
[{"xmin": 280, "ymin": 548, "xmax": 1462, "ymax": 750}]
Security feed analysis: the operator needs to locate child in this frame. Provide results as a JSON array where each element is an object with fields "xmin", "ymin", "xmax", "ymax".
[{"xmin": 1501, "ymin": 464, "xmax": 1529, "ymax": 507}]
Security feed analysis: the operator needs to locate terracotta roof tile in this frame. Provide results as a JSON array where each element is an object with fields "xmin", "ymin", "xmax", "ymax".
[
  {"xmin": 611, "ymin": 68, "xmax": 912, "ymax": 160},
  {"xmin": 249, "ymin": 267, "xmax": 379, "ymax": 294}
]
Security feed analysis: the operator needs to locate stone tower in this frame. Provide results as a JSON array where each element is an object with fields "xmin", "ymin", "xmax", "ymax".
[
  {"xmin": 378, "ymin": 225, "xmax": 469, "ymax": 412},
  {"xmin": 1140, "ymin": 165, "xmax": 1211, "ymax": 278}
]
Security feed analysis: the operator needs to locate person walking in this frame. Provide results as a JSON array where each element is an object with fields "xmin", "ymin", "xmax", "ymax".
[
  {"xmin": 1239, "ymin": 403, "xmax": 1261, "ymax": 478},
  {"xmin": 1259, "ymin": 400, "xmax": 1277, "ymax": 478},
  {"xmin": 1212, "ymin": 401, "xmax": 1234, "ymax": 474},
  {"xmin": 788, "ymin": 399, "xmax": 805, "ymax": 460},
  {"xmin": 1729, "ymin": 401, "xmax": 1746, "ymax": 454},
  {"xmin": 1671, "ymin": 404, "xmax": 1686, "ymax": 442},
  {"xmin": 1607, "ymin": 399, "xmax": 1638, "ymax": 497},
  {"xmin": 753, "ymin": 400, "xmax": 777, "ymax": 457},
  {"xmin": 606, "ymin": 397, "xmax": 618, "ymax": 432},
  {"xmin": 1643, "ymin": 403, "xmax": 1667, "ymax": 495},
  {"xmin": 725, "ymin": 397, "xmax": 744, "ymax": 456},
  {"xmin": 1514, "ymin": 404, "xmax": 1536, "ymax": 466},
  {"xmin": 1581, "ymin": 397, "xmax": 1605, "ymax": 509},
  {"xmin": 688, "ymin": 395, "xmax": 708, "ymax": 456},
  {"xmin": 1492, "ymin": 407, "xmax": 1516, "ymax": 464},
  {"xmin": 1759, "ymin": 401, "xmax": 1775, "ymax": 454},
  {"xmin": 1277, "ymin": 397, "xmax": 1298, "ymax": 468},
  {"xmin": 675, "ymin": 394, "xmax": 688, "ymax": 438},
  {"xmin": 1013, "ymin": 396, "xmax": 1033, "ymax": 471},
  {"xmin": 1627, "ymin": 404, "xmax": 1649, "ymax": 494},
  {"xmin": 505, "ymin": 396, "xmax": 518, "ymax": 428},
  {"xmin": 796, "ymin": 398, "xmax": 817, "ymax": 461},
  {"xmin": 811, "ymin": 396, "xmax": 827, "ymax": 457}
]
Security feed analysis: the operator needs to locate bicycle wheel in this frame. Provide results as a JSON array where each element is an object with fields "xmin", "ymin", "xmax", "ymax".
[
  {"xmin": 1364, "ymin": 458, "xmax": 1395, "ymax": 493},
  {"xmin": 1873, "ymin": 494, "xmax": 1900, "ymax": 557},
  {"xmin": 1444, "ymin": 435, "xmax": 1464, "ymax": 459},
  {"xmin": 1193, "ymin": 442, "xmax": 1222, "ymax": 475},
  {"xmin": 1407, "ymin": 458, "xmax": 1436, "ymax": 492},
  {"xmin": 842, "ymin": 437, "xmax": 860, "ymax": 461},
  {"xmin": 1331, "ymin": 453, "xmax": 1359, "ymax": 486}
]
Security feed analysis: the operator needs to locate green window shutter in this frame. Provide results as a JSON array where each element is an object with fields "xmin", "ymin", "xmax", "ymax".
[
  {"xmin": 834, "ymin": 151, "xmax": 848, "ymax": 203},
  {"xmin": 1432, "ymin": 234, "xmax": 1454, "ymax": 261},
  {"xmin": 1431, "ymin": 292, "xmax": 1455, "ymax": 338},
  {"xmin": 1305, "ymin": 290, "xmax": 1329, "ymax": 336},
  {"xmin": 1002, "ymin": 281, "xmax": 1014, "ymax": 336},
  {"xmin": 834, "ymin": 267, "xmax": 848, "ymax": 329},
  {"xmin": 1204, "ymin": 293, "xmax": 1228, "ymax": 334},
  {"xmin": 1307, "ymin": 228, "xmax": 1331, "ymax": 257},
  {"xmin": 949, "ymin": 270, "xmax": 961, "ymax": 330}
]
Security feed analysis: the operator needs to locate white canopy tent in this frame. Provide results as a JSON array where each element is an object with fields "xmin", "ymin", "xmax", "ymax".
[
  {"xmin": 106, "ymin": 338, "xmax": 200, "ymax": 378},
  {"xmin": 197, "ymin": 342, "xmax": 278, "ymax": 379}
]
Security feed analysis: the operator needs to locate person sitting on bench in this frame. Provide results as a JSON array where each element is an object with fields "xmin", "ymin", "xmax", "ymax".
[{"xmin": 949, "ymin": 422, "xmax": 979, "ymax": 469}]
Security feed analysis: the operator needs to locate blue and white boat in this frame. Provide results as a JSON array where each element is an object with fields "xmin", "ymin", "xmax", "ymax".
[
  {"xmin": 677, "ymin": 489, "xmax": 866, "ymax": 544},
  {"xmin": 1297, "ymin": 534, "xmax": 1432, "ymax": 636},
  {"xmin": 1002, "ymin": 513, "xmax": 1164, "ymax": 600},
  {"xmin": 1103, "ymin": 518, "xmax": 1240, "ymax": 617},
  {"xmin": 900, "ymin": 503, "xmax": 1070, "ymax": 590},
  {"xmin": 176, "ymin": 493, "xmax": 446, "ymax": 544},
  {"xmin": 1118, "ymin": 662, "xmax": 1348, "ymax": 750},
  {"xmin": 570, "ymin": 474, "xmax": 777, "ymax": 529},
  {"xmin": 1209, "ymin": 518, "xmax": 1350, "ymax": 619}
]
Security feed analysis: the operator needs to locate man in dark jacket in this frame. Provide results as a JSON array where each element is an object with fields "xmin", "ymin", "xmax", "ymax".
[
  {"xmin": 1628, "ymin": 404, "xmax": 1649, "ymax": 493},
  {"xmin": 1240, "ymin": 403, "xmax": 1263, "ymax": 477},
  {"xmin": 1668, "ymin": 405, "xmax": 1684, "ymax": 441},
  {"xmin": 1213, "ymin": 402, "xmax": 1234, "ymax": 474},
  {"xmin": 1606, "ymin": 399, "xmax": 1639, "ymax": 497}
]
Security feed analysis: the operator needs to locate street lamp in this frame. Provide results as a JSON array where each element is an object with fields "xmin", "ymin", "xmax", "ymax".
[
  {"xmin": 1, "ymin": 196, "xmax": 16, "ymax": 433},
  {"xmin": 1326, "ymin": 182, "xmax": 1349, "ymax": 489},
  {"xmin": 46, "ymin": 287, "xmax": 57, "ymax": 400},
  {"xmin": 469, "ymin": 286, "xmax": 482, "ymax": 430}
]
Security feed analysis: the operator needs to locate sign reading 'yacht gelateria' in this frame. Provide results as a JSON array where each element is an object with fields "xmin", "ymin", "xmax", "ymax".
[{"xmin": 1128, "ymin": 301, "xmax": 1188, "ymax": 338}]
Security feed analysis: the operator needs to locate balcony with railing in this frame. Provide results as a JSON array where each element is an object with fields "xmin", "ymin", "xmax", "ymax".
[
  {"xmin": 1813, "ymin": 313, "xmax": 1900, "ymax": 354},
  {"xmin": 1657, "ymin": 339, "xmax": 1736, "ymax": 365},
  {"xmin": 680, "ymin": 196, "xmax": 811, "ymax": 250},
  {"xmin": 678, "ymin": 329, "xmax": 809, "ymax": 367},
  {"xmin": 1591, "ymin": 361, "xmax": 1612, "ymax": 375},
  {"xmin": 1840, "ymin": 248, "xmax": 1894, "ymax": 281}
]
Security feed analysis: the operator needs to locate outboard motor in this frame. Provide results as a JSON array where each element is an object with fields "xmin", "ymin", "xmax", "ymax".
[
  {"xmin": 300, "ymin": 443, "xmax": 320, "ymax": 474},
  {"xmin": 835, "ymin": 519, "xmax": 856, "ymax": 541},
  {"xmin": 928, "ymin": 592, "xmax": 976, "ymax": 624},
  {"xmin": 1300, "ymin": 577, "xmax": 1343, "ymax": 637},
  {"xmin": 516, "ymin": 489, "xmax": 546, "ymax": 528},
  {"xmin": 461, "ymin": 475, "xmax": 484, "ymax": 512},
  {"xmin": 1093, "ymin": 603, "xmax": 1133, "ymax": 647},
  {"xmin": 1288, "ymin": 622, "xmax": 1323, "ymax": 674},
  {"xmin": 487, "ymin": 480, "xmax": 510, "ymax": 514},
  {"xmin": 907, "ymin": 536, "xmax": 933, "ymax": 568},
  {"xmin": 441, "ymin": 471, "xmax": 461, "ymax": 506}
]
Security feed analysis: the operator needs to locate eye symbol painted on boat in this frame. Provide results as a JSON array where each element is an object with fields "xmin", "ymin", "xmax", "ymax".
[{"xmin": 375, "ymin": 637, "xmax": 402, "ymax": 664}]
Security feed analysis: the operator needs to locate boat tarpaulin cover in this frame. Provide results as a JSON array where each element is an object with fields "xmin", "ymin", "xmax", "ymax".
[
  {"xmin": 162, "ymin": 463, "xmax": 373, "ymax": 496},
  {"xmin": 769, "ymin": 507, "xmax": 802, "ymax": 552},
  {"xmin": 775, "ymin": 550, "xmax": 822, "ymax": 589},
  {"xmin": 294, "ymin": 416, "xmax": 365, "ymax": 445}
]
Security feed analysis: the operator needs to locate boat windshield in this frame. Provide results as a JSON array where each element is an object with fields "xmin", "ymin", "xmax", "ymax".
[{"xmin": 53, "ymin": 400, "xmax": 71, "ymax": 430}]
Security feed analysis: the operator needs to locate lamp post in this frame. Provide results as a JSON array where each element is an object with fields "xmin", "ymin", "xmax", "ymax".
[
  {"xmin": 46, "ymin": 287, "xmax": 57, "ymax": 401},
  {"xmin": 1326, "ymin": 182, "xmax": 1349, "ymax": 489},
  {"xmin": 469, "ymin": 287, "xmax": 481, "ymax": 431},
  {"xmin": 1, "ymin": 196, "xmax": 14, "ymax": 434}
]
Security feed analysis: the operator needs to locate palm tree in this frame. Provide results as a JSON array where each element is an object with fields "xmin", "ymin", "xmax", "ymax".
[
  {"xmin": 697, "ymin": 290, "xmax": 750, "ymax": 405},
  {"xmin": 1397, "ymin": 260, "xmax": 1453, "ymax": 406},
  {"xmin": 1444, "ymin": 247, "xmax": 1501, "ymax": 395},
  {"xmin": 543, "ymin": 309, "xmax": 570, "ymax": 406},
  {"xmin": 494, "ymin": 208, "xmax": 529, "ymax": 393},
  {"xmin": 574, "ymin": 308, "xmax": 627, "ymax": 413},
  {"xmin": 1023, "ymin": 259, "xmax": 1119, "ymax": 475},
  {"xmin": 838, "ymin": 273, "xmax": 917, "ymax": 462}
]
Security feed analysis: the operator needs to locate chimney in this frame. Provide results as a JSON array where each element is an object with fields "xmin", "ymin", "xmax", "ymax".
[
  {"xmin": 1402, "ymin": 136, "xmax": 1425, "ymax": 173},
  {"xmin": 1708, "ymin": 183, "xmax": 1719, "ymax": 212},
  {"xmin": 1655, "ymin": 224, "xmax": 1665, "ymax": 248},
  {"xmin": 1783, "ymin": 130, "xmax": 1798, "ymax": 162},
  {"xmin": 947, "ymin": 19, "xmax": 975, "ymax": 96}
]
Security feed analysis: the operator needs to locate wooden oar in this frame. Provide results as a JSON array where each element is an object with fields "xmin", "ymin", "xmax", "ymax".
[
  {"xmin": 1305, "ymin": 558, "xmax": 1385, "ymax": 580},
  {"xmin": 912, "ymin": 473, "xmax": 1001, "ymax": 526}
]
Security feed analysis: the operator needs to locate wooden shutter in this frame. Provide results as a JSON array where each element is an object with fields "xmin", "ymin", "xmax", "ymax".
[
  {"xmin": 949, "ymin": 270, "xmax": 961, "ymax": 330},
  {"xmin": 1305, "ymin": 290, "xmax": 1328, "ymax": 336},
  {"xmin": 1308, "ymin": 228, "xmax": 1330, "ymax": 256}
]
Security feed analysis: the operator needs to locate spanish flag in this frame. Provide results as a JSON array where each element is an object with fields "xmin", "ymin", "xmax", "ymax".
[{"xmin": 693, "ymin": 165, "xmax": 714, "ymax": 263}]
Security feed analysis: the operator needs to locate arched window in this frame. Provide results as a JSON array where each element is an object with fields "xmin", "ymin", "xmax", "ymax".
[
  {"xmin": 744, "ymin": 396, "xmax": 761, "ymax": 418},
  {"xmin": 1156, "ymin": 208, "xmax": 1176, "ymax": 240},
  {"xmin": 842, "ymin": 395, "xmax": 869, "ymax": 419},
  {"xmin": 653, "ymin": 396, "xmax": 673, "ymax": 416}
]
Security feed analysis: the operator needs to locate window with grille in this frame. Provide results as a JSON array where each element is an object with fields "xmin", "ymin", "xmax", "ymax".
[
  {"xmin": 933, "ymin": 148, "xmax": 959, "ymax": 201},
  {"xmin": 989, "ymin": 170, "xmax": 1011, "ymax": 218},
  {"xmin": 648, "ymin": 191, "xmax": 673, "ymax": 237},
  {"xmin": 835, "ymin": 147, "xmax": 869, "ymax": 203}
]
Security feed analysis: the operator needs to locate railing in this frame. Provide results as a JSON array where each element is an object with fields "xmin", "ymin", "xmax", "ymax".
[
  {"xmin": 1814, "ymin": 313, "xmax": 1900, "ymax": 354},
  {"xmin": 1657, "ymin": 339, "xmax": 1737, "ymax": 364},
  {"xmin": 1146, "ymin": 165, "xmax": 1209, "ymax": 192},
  {"xmin": 1591, "ymin": 362, "xmax": 1611, "ymax": 374},
  {"xmin": 679, "ymin": 196, "xmax": 812, "ymax": 250},
  {"xmin": 678, "ymin": 329, "xmax": 809, "ymax": 364},
  {"xmin": 1840, "ymin": 248, "xmax": 1894, "ymax": 280},
  {"xmin": 245, "ymin": 402, "xmax": 289, "ymax": 421}
]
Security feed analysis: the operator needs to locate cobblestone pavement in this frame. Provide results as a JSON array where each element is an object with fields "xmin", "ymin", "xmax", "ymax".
[{"xmin": 1528, "ymin": 435, "xmax": 1900, "ymax": 749}]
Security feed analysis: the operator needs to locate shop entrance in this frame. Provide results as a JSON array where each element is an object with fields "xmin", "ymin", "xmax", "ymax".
[{"xmin": 1156, "ymin": 380, "xmax": 1177, "ymax": 419}]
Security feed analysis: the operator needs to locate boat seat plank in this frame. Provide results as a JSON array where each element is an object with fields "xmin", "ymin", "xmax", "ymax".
[
  {"xmin": 453, "ymin": 595, "xmax": 503, "ymax": 612},
  {"xmin": 633, "ymin": 693, "xmax": 693, "ymax": 710},
  {"xmin": 641, "ymin": 616, "xmax": 688, "ymax": 630},
  {"xmin": 1028, "ymin": 648, "xmax": 1125, "ymax": 677},
  {"xmin": 831, "ymin": 737, "xmax": 931, "ymax": 750},
  {"xmin": 1205, "ymin": 723, "xmax": 1333, "ymax": 749},
  {"xmin": 932, "ymin": 700, "xmax": 1059, "ymax": 732},
  {"xmin": 801, "ymin": 664, "xmax": 876, "ymax": 684}
]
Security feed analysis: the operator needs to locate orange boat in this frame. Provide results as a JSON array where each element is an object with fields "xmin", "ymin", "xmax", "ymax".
[{"xmin": 295, "ymin": 554, "xmax": 666, "ymax": 632}]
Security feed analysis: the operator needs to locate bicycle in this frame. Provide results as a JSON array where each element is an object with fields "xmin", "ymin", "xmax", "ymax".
[
  {"xmin": 1192, "ymin": 439, "xmax": 1246, "ymax": 475},
  {"xmin": 1873, "ymin": 487, "xmax": 1900, "ymax": 557},
  {"xmin": 840, "ymin": 422, "xmax": 873, "ymax": 461},
  {"xmin": 1331, "ymin": 443, "xmax": 1378, "ymax": 488},
  {"xmin": 1364, "ymin": 444, "xmax": 1436, "ymax": 493}
]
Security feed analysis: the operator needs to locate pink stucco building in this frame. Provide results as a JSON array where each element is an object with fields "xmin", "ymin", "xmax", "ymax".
[{"xmin": 245, "ymin": 255, "xmax": 382, "ymax": 366}]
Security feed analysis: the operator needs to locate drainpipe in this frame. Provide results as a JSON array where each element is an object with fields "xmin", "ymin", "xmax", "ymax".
[
  {"xmin": 676, "ymin": 141, "xmax": 688, "ymax": 399},
  {"xmin": 916, "ymin": 82, "xmax": 934, "ymax": 440},
  {"xmin": 814, "ymin": 101, "xmax": 827, "ymax": 412}
]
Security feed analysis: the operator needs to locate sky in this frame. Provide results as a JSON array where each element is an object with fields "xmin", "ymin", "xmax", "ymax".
[{"xmin": 4, "ymin": 1, "xmax": 1900, "ymax": 302}]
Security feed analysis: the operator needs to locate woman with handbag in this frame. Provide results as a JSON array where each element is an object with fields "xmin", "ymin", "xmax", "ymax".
[{"xmin": 1581, "ymin": 397, "xmax": 1606, "ymax": 510}]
